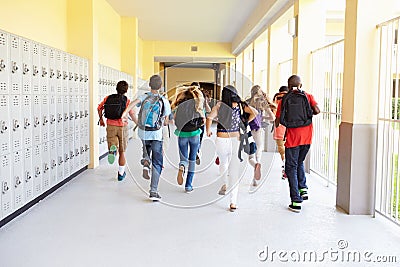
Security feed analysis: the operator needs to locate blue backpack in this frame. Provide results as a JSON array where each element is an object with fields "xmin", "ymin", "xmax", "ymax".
[{"xmin": 137, "ymin": 93, "xmax": 165, "ymax": 131}]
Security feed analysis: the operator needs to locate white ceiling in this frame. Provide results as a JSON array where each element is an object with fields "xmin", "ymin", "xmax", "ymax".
[{"xmin": 106, "ymin": 0, "xmax": 260, "ymax": 42}]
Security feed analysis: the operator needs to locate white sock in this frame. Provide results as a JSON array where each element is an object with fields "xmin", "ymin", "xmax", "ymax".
[{"xmin": 118, "ymin": 165, "xmax": 125, "ymax": 175}]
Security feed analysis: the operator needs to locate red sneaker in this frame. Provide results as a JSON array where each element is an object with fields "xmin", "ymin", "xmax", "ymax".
[{"xmin": 215, "ymin": 157, "xmax": 220, "ymax": 165}]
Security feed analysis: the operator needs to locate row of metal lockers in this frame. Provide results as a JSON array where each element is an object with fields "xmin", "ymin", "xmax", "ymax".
[
  {"xmin": 0, "ymin": 29, "xmax": 90, "ymax": 221},
  {"xmin": 98, "ymin": 64, "xmax": 134, "ymax": 156}
]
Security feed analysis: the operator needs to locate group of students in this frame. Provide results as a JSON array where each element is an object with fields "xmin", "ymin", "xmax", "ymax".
[{"xmin": 97, "ymin": 74, "xmax": 320, "ymax": 213}]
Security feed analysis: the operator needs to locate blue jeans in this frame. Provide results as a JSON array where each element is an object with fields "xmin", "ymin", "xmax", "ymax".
[
  {"xmin": 178, "ymin": 135, "xmax": 200, "ymax": 189},
  {"xmin": 285, "ymin": 144, "xmax": 310, "ymax": 202},
  {"xmin": 142, "ymin": 140, "xmax": 163, "ymax": 193}
]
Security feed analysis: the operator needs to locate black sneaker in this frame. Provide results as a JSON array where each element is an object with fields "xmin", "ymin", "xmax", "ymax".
[
  {"xmin": 300, "ymin": 189, "xmax": 308, "ymax": 200},
  {"xmin": 196, "ymin": 153, "xmax": 200, "ymax": 165},
  {"xmin": 149, "ymin": 192, "xmax": 161, "ymax": 201},
  {"xmin": 288, "ymin": 202, "xmax": 302, "ymax": 212}
]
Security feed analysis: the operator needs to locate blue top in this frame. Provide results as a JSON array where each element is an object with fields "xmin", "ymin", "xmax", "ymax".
[{"xmin": 136, "ymin": 93, "xmax": 171, "ymax": 141}]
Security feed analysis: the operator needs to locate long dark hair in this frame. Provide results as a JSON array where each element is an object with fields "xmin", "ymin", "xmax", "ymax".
[{"xmin": 218, "ymin": 85, "xmax": 243, "ymax": 129}]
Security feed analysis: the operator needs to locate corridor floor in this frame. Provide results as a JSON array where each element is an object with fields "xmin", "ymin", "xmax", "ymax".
[{"xmin": 0, "ymin": 132, "xmax": 400, "ymax": 267}]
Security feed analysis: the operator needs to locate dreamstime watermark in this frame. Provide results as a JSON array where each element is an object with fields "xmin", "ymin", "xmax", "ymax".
[{"xmin": 258, "ymin": 240, "xmax": 398, "ymax": 264}]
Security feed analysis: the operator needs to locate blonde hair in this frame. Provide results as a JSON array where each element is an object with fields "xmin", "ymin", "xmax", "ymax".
[
  {"xmin": 248, "ymin": 85, "xmax": 276, "ymax": 111},
  {"xmin": 171, "ymin": 86, "xmax": 204, "ymax": 114}
]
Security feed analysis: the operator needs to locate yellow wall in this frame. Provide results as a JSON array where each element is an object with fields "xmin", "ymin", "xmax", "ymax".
[
  {"xmin": 142, "ymin": 40, "xmax": 156, "ymax": 79},
  {"xmin": 0, "ymin": 0, "xmax": 67, "ymax": 50},
  {"xmin": 97, "ymin": 0, "xmax": 121, "ymax": 69},
  {"xmin": 326, "ymin": 21, "xmax": 345, "ymax": 37},
  {"xmin": 138, "ymin": 37, "xmax": 144, "ymax": 78},
  {"xmin": 152, "ymin": 41, "xmax": 232, "ymax": 57}
]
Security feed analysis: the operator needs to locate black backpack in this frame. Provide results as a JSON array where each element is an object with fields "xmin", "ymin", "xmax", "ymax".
[
  {"xmin": 104, "ymin": 94, "xmax": 127, "ymax": 120},
  {"xmin": 280, "ymin": 90, "xmax": 313, "ymax": 128},
  {"xmin": 175, "ymin": 99, "xmax": 203, "ymax": 132}
]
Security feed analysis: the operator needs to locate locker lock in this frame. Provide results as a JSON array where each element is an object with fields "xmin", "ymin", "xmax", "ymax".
[
  {"xmin": 42, "ymin": 67, "xmax": 47, "ymax": 77},
  {"xmin": 15, "ymin": 176, "xmax": 21, "ymax": 188},
  {"xmin": 13, "ymin": 119, "xmax": 20, "ymax": 131},
  {"xmin": 11, "ymin": 61, "xmax": 18, "ymax": 73},
  {"xmin": 80, "ymin": 147, "xmax": 85, "ymax": 154},
  {"xmin": 50, "ymin": 69, "xmax": 55, "ymax": 78},
  {"xmin": 75, "ymin": 148, "xmax": 80, "ymax": 156},
  {"xmin": 25, "ymin": 171, "xmax": 32, "ymax": 182},
  {"xmin": 99, "ymin": 138, "xmax": 102, "ymax": 144},
  {"xmin": 69, "ymin": 72, "xmax": 73, "ymax": 80},
  {"xmin": 58, "ymin": 156, "xmax": 63, "ymax": 165},
  {"xmin": 57, "ymin": 113, "xmax": 63, "ymax": 123},
  {"xmin": 1, "ymin": 121, "xmax": 7, "ymax": 133},
  {"xmin": 74, "ymin": 73, "xmax": 79, "ymax": 81},
  {"xmin": 84, "ymin": 75, "xmax": 88, "ymax": 82},
  {"xmin": 44, "ymin": 163, "xmax": 49, "ymax": 173},
  {"xmin": 70, "ymin": 151, "xmax": 74, "ymax": 159},
  {"xmin": 24, "ymin": 118, "xmax": 30, "ymax": 129},
  {"xmin": 69, "ymin": 112, "xmax": 74, "ymax": 120},
  {"xmin": 0, "ymin": 59, "xmax": 5, "ymax": 71},
  {"xmin": 50, "ymin": 114, "xmax": 55, "ymax": 124},
  {"xmin": 65, "ymin": 153, "xmax": 69, "ymax": 162},
  {"xmin": 64, "ymin": 113, "xmax": 68, "ymax": 121},
  {"xmin": 23, "ymin": 63, "xmax": 29, "ymax": 75},
  {"xmin": 80, "ymin": 74, "xmax": 84, "ymax": 82},
  {"xmin": 85, "ymin": 144, "xmax": 89, "ymax": 152},
  {"xmin": 2, "ymin": 182, "xmax": 9, "ymax": 194},
  {"xmin": 33, "ymin": 65, "xmax": 39, "ymax": 76},
  {"xmin": 85, "ymin": 110, "xmax": 89, "ymax": 117},
  {"xmin": 43, "ymin": 115, "xmax": 48, "ymax": 125},
  {"xmin": 51, "ymin": 159, "xmax": 57, "ymax": 169},
  {"xmin": 63, "ymin": 71, "xmax": 68, "ymax": 80},
  {"xmin": 75, "ymin": 111, "xmax": 79, "ymax": 120},
  {"xmin": 80, "ymin": 111, "xmax": 84, "ymax": 118},
  {"xmin": 57, "ymin": 70, "xmax": 62, "ymax": 79},
  {"xmin": 35, "ymin": 166, "xmax": 41, "ymax": 177}
]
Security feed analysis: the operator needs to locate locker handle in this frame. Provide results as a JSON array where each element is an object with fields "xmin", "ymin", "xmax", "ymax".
[
  {"xmin": 13, "ymin": 119, "xmax": 20, "ymax": 131},
  {"xmin": 44, "ymin": 163, "xmax": 49, "ymax": 173},
  {"xmin": 64, "ymin": 113, "xmax": 68, "ymax": 121},
  {"xmin": 75, "ymin": 111, "xmax": 79, "ymax": 119},
  {"xmin": 2, "ymin": 182, "xmax": 9, "ymax": 194},
  {"xmin": 43, "ymin": 116, "xmax": 48, "ymax": 125},
  {"xmin": 70, "ymin": 151, "xmax": 74, "ymax": 158},
  {"xmin": 85, "ymin": 111, "xmax": 89, "ymax": 117},
  {"xmin": 57, "ymin": 70, "xmax": 62, "ymax": 79},
  {"xmin": 23, "ymin": 63, "xmax": 29, "ymax": 75},
  {"xmin": 24, "ymin": 118, "xmax": 31, "ymax": 129},
  {"xmin": 0, "ymin": 59, "xmax": 5, "ymax": 71},
  {"xmin": 84, "ymin": 75, "xmax": 88, "ymax": 82},
  {"xmin": 69, "ymin": 72, "xmax": 73, "ymax": 81},
  {"xmin": 51, "ymin": 160, "xmax": 57, "ymax": 169},
  {"xmin": 75, "ymin": 149, "xmax": 80, "ymax": 156},
  {"xmin": 25, "ymin": 171, "xmax": 32, "ymax": 182},
  {"xmin": 81, "ymin": 147, "xmax": 85, "ymax": 154},
  {"xmin": 85, "ymin": 145, "xmax": 89, "ymax": 152},
  {"xmin": 57, "ymin": 113, "xmax": 63, "ymax": 122},
  {"xmin": 33, "ymin": 65, "xmax": 39, "ymax": 76},
  {"xmin": 50, "ymin": 69, "xmax": 55, "ymax": 78},
  {"xmin": 74, "ymin": 73, "xmax": 79, "ymax": 81},
  {"xmin": 63, "ymin": 71, "xmax": 68, "ymax": 80},
  {"xmin": 50, "ymin": 115, "xmax": 56, "ymax": 124},
  {"xmin": 12, "ymin": 61, "xmax": 18, "ymax": 73},
  {"xmin": 80, "ymin": 111, "xmax": 84, "ymax": 118},
  {"xmin": 42, "ymin": 67, "xmax": 47, "ymax": 77},
  {"xmin": 65, "ymin": 153, "xmax": 69, "ymax": 161},
  {"xmin": 58, "ymin": 157, "xmax": 63, "ymax": 165},
  {"xmin": 15, "ymin": 176, "xmax": 21, "ymax": 188},
  {"xmin": 1, "ymin": 121, "xmax": 7, "ymax": 133},
  {"xmin": 34, "ymin": 117, "xmax": 40, "ymax": 127},
  {"xmin": 69, "ymin": 112, "xmax": 74, "ymax": 120},
  {"xmin": 80, "ymin": 74, "xmax": 84, "ymax": 82},
  {"xmin": 35, "ymin": 167, "xmax": 41, "ymax": 177}
]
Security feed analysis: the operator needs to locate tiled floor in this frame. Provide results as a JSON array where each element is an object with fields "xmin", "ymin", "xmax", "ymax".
[{"xmin": 0, "ymin": 133, "xmax": 400, "ymax": 267}]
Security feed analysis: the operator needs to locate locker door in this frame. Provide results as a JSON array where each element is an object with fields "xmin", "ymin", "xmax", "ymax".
[
  {"xmin": 49, "ymin": 95, "xmax": 56, "ymax": 140},
  {"xmin": 74, "ymin": 95, "xmax": 80, "ymax": 133},
  {"xmin": 63, "ymin": 136, "xmax": 70, "ymax": 179},
  {"xmin": 78, "ymin": 58, "xmax": 84, "ymax": 95},
  {"xmin": 48, "ymin": 48, "xmax": 56, "ymax": 95},
  {"xmin": 55, "ymin": 50, "xmax": 62, "ymax": 95},
  {"xmin": 68, "ymin": 54, "xmax": 74, "ymax": 95},
  {"xmin": 56, "ymin": 95, "xmax": 63, "ymax": 139},
  {"xmin": 56, "ymin": 138, "xmax": 64, "ymax": 182},
  {"xmin": 49, "ymin": 140, "xmax": 57, "ymax": 185},
  {"xmin": 10, "ymin": 95, "xmax": 22, "ymax": 152},
  {"xmin": 69, "ymin": 134, "xmax": 75, "ymax": 174},
  {"xmin": 74, "ymin": 131, "xmax": 80, "ymax": 171},
  {"xmin": 32, "ymin": 95, "xmax": 41, "ymax": 146},
  {"xmin": 22, "ymin": 95, "xmax": 32, "ymax": 149},
  {"xmin": 0, "ymin": 95, "xmax": 11, "ymax": 156},
  {"xmin": 84, "ymin": 60, "xmax": 89, "ymax": 96},
  {"xmin": 31, "ymin": 42, "xmax": 40, "ymax": 95},
  {"xmin": 41, "ymin": 94, "xmax": 49, "ymax": 143},
  {"xmin": 24, "ymin": 147, "xmax": 33, "ymax": 202},
  {"xmin": 62, "ymin": 53, "xmax": 68, "ymax": 95},
  {"xmin": 21, "ymin": 38, "xmax": 32, "ymax": 95},
  {"xmin": 79, "ymin": 95, "xmax": 84, "ymax": 131},
  {"xmin": 40, "ymin": 45, "xmax": 49, "ymax": 95},
  {"xmin": 63, "ymin": 95, "xmax": 69, "ymax": 137},
  {"xmin": 0, "ymin": 154, "xmax": 12, "ymax": 219},
  {"xmin": 9, "ymin": 35, "xmax": 21, "ymax": 95},
  {"xmin": 68, "ymin": 95, "xmax": 74, "ymax": 135},
  {"xmin": 73, "ymin": 56, "xmax": 79, "ymax": 96},
  {"xmin": 32, "ymin": 145, "xmax": 42, "ymax": 196},
  {"xmin": 41, "ymin": 142, "xmax": 50, "ymax": 191},
  {"xmin": 0, "ymin": 31, "xmax": 9, "ymax": 95},
  {"xmin": 79, "ymin": 131, "xmax": 85, "ymax": 168},
  {"xmin": 12, "ymin": 150, "xmax": 24, "ymax": 209}
]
